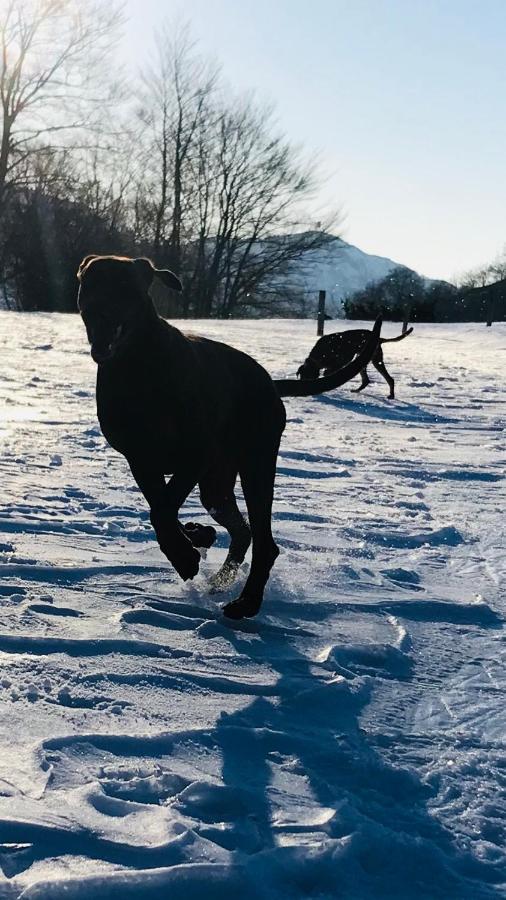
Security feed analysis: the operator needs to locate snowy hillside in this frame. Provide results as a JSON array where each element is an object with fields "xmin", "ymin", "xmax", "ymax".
[
  {"xmin": 0, "ymin": 313, "xmax": 505, "ymax": 898},
  {"xmin": 284, "ymin": 237, "xmax": 416, "ymax": 316}
]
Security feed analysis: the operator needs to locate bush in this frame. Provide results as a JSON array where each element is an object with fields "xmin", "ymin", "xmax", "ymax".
[{"xmin": 343, "ymin": 267, "xmax": 463, "ymax": 322}]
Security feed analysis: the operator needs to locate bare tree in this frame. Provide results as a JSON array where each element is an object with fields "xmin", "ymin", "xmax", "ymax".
[
  {"xmin": 0, "ymin": 11, "xmax": 340, "ymax": 318},
  {"xmin": 458, "ymin": 266, "xmax": 494, "ymax": 290},
  {"xmin": 457, "ymin": 247, "xmax": 506, "ymax": 289},
  {"xmin": 488, "ymin": 246, "xmax": 506, "ymax": 282},
  {"xmin": 186, "ymin": 95, "xmax": 337, "ymax": 317},
  {"xmin": 137, "ymin": 22, "xmax": 218, "ymax": 274},
  {"xmin": 3, "ymin": 144, "xmax": 133, "ymax": 311},
  {"xmin": 135, "ymin": 23, "xmax": 338, "ymax": 318},
  {"xmin": 0, "ymin": 0, "xmax": 124, "ymax": 210}
]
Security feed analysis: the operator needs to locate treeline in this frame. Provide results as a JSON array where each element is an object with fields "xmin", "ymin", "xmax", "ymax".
[
  {"xmin": 343, "ymin": 265, "xmax": 506, "ymax": 322},
  {"xmin": 457, "ymin": 247, "xmax": 506, "ymax": 291},
  {"xmin": 0, "ymin": 2, "xmax": 334, "ymax": 315}
]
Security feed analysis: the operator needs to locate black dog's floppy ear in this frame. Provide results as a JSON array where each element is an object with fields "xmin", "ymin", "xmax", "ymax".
[
  {"xmin": 153, "ymin": 266, "xmax": 183, "ymax": 293},
  {"xmin": 133, "ymin": 257, "xmax": 183, "ymax": 293},
  {"xmin": 77, "ymin": 254, "xmax": 99, "ymax": 280}
]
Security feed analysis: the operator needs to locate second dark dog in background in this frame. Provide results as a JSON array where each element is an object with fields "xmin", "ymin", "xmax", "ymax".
[{"xmin": 297, "ymin": 327, "xmax": 413, "ymax": 399}]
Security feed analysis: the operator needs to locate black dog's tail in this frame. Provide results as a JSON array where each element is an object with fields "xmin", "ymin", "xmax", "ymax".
[
  {"xmin": 380, "ymin": 327, "xmax": 413, "ymax": 344},
  {"xmin": 275, "ymin": 317, "xmax": 382, "ymax": 398}
]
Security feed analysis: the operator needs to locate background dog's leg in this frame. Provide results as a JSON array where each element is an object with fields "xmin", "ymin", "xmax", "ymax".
[
  {"xmin": 350, "ymin": 367, "xmax": 370, "ymax": 393},
  {"xmin": 199, "ymin": 464, "xmax": 251, "ymax": 591},
  {"xmin": 223, "ymin": 437, "xmax": 281, "ymax": 619},
  {"xmin": 372, "ymin": 358, "xmax": 395, "ymax": 399}
]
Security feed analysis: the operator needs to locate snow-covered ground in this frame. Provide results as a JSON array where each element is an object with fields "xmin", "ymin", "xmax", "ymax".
[{"xmin": 0, "ymin": 313, "xmax": 505, "ymax": 899}]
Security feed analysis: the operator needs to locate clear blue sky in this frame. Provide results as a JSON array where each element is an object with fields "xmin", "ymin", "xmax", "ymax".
[{"xmin": 124, "ymin": 0, "xmax": 506, "ymax": 281}]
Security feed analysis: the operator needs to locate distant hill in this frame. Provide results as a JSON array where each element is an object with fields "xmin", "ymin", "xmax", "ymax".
[{"xmin": 281, "ymin": 235, "xmax": 433, "ymax": 317}]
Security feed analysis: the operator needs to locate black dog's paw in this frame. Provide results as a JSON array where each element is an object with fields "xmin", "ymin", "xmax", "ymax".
[
  {"xmin": 222, "ymin": 595, "xmax": 262, "ymax": 620},
  {"xmin": 183, "ymin": 522, "xmax": 217, "ymax": 549},
  {"xmin": 170, "ymin": 542, "xmax": 200, "ymax": 581},
  {"xmin": 153, "ymin": 520, "xmax": 201, "ymax": 581}
]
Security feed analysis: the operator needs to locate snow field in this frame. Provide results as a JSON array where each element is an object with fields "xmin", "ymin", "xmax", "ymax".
[{"xmin": 0, "ymin": 313, "xmax": 504, "ymax": 898}]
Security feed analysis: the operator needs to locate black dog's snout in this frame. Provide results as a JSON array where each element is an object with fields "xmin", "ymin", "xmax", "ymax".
[
  {"xmin": 81, "ymin": 309, "xmax": 123, "ymax": 363},
  {"xmin": 297, "ymin": 359, "xmax": 320, "ymax": 380}
]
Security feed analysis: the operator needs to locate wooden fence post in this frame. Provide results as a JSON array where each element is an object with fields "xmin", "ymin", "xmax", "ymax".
[{"xmin": 317, "ymin": 290, "xmax": 326, "ymax": 336}]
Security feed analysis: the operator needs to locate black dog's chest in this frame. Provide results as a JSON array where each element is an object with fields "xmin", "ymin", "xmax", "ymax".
[{"xmin": 96, "ymin": 371, "xmax": 182, "ymax": 468}]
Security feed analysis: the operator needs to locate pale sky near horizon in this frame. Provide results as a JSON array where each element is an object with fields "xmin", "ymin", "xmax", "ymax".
[{"xmin": 124, "ymin": 0, "xmax": 506, "ymax": 282}]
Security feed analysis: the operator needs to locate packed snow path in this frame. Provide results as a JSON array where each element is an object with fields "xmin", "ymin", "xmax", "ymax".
[{"xmin": 0, "ymin": 314, "xmax": 504, "ymax": 899}]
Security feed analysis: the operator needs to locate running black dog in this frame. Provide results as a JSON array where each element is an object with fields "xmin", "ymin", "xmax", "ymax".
[
  {"xmin": 77, "ymin": 255, "xmax": 382, "ymax": 619},
  {"xmin": 297, "ymin": 327, "xmax": 413, "ymax": 399}
]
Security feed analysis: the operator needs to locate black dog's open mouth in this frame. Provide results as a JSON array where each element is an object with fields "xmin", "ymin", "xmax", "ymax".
[{"xmin": 91, "ymin": 325, "xmax": 124, "ymax": 364}]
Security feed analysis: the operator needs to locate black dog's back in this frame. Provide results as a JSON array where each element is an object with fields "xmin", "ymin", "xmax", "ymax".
[
  {"xmin": 313, "ymin": 329, "xmax": 372, "ymax": 368},
  {"xmin": 96, "ymin": 320, "xmax": 285, "ymax": 464},
  {"xmin": 297, "ymin": 329, "xmax": 374, "ymax": 380}
]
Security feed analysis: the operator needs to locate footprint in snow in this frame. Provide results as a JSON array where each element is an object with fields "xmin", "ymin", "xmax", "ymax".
[
  {"xmin": 100, "ymin": 766, "xmax": 190, "ymax": 805},
  {"xmin": 28, "ymin": 603, "xmax": 83, "ymax": 618}
]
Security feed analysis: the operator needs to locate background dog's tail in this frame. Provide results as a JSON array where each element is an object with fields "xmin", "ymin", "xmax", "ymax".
[
  {"xmin": 274, "ymin": 317, "xmax": 382, "ymax": 398},
  {"xmin": 380, "ymin": 326, "xmax": 413, "ymax": 344}
]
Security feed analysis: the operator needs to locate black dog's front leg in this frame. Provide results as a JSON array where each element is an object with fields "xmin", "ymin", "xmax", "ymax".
[
  {"xmin": 128, "ymin": 460, "xmax": 202, "ymax": 581},
  {"xmin": 150, "ymin": 506, "xmax": 201, "ymax": 581}
]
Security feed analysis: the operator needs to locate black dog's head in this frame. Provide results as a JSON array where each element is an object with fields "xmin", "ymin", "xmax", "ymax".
[
  {"xmin": 77, "ymin": 255, "xmax": 182, "ymax": 364},
  {"xmin": 297, "ymin": 358, "xmax": 320, "ymax": 380}
]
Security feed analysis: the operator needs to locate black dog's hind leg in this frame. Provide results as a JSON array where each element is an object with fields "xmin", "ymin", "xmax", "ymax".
[
  {"xmin": 199, "ymin": 465, "xmax": 251, "ymax": 591},
  {"xmin": 350, "ymin": 367, "xmax": 370, "ymax": 393},
  {"xmin": 223, "ymin": 429, "xmax": 283, "ymax": 620}
]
